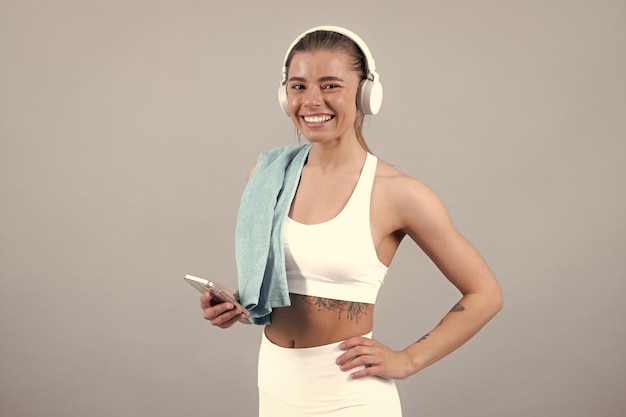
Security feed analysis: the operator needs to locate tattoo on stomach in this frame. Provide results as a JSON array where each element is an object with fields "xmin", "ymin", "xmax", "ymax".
[{"xmin": 297, "ymin": 295, "xmax": 372, "ymax": 323}]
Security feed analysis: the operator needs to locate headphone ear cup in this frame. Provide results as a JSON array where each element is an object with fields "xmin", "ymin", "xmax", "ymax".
[
  {"xmin": 277, "ymin": 85, "xmax": 290, "ymax": 116},
  {"xmin": 358, "ymin": 79, "xmax": 383, "ymax": 115}
]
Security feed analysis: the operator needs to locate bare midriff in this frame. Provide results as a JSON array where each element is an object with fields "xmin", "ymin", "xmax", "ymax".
[{"xmin": 264, "ymin": 293, "xmax": 374, "ymax": 348}]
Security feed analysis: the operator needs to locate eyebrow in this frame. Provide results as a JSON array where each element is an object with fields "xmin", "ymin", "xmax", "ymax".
[{"xmin": 287, "ymin": 76, "xmax": 345, "ymax": 83}]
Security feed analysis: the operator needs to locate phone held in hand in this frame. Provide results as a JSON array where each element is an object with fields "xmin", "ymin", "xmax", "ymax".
[{"xmin": 184, "ymin": 274, "xmax": 251, "ymax": 322}]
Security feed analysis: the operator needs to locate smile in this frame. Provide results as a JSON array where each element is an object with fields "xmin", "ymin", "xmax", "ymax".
[{"xmin": 302, "ymin": 114, "xmax": 334, "ymax": 124}]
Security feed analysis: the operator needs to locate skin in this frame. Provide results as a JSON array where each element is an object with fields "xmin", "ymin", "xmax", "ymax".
[{"xmin": 201, "ymin": 48, "xmax": 503, "ymax": 380}]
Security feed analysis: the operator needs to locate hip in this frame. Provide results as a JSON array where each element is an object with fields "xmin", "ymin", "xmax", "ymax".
[{"xmin": 258, "ymin": 329, "xmax": 402, "ymax": 416}]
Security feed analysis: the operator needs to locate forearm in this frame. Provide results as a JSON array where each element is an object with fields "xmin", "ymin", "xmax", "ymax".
[{"xmin": 403, "ymin": 291, "xmax": 502, "ymax": 375}]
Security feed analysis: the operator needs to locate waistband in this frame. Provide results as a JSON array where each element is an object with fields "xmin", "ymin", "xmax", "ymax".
[{"xmin": 261, "ymin": 329, "xmax": 373, "ymax": 356}]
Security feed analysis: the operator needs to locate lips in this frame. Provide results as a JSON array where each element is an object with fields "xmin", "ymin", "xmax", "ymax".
[{"xmin": 301, "ymin": 114, "xmax": 334, "ymax": 124}]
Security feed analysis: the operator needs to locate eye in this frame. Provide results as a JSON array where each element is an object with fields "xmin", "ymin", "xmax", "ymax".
[
  {"xmin": 290, "ymin": 84, "xmax": 305, "ymax": 90},
  {"xmin": 323, "ymin": 84, "xmax": 340, "ymax": 90}
]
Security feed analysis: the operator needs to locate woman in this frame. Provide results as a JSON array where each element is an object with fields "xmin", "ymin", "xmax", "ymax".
[{"xmin": 201, "ymin": 26, "xmax": 503, "ymax": 416}]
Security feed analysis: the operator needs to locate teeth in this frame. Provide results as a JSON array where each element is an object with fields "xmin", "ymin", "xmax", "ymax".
[{"xmin": 303, "ymin": 115, "xmax": 332, "ymax": 123}]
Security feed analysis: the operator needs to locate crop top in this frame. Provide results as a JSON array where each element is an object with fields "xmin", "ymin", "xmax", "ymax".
[{"xmin": 283, "ymin": 152, "xmax": 388, "ymax": 304}]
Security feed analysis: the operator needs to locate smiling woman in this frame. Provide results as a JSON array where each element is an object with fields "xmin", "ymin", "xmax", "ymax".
[
  {"xmin": 278, "ymin": 27, "xmax": 383, "ymax": 152},
  {"xmin": 286, "ymin": 49, "xmax": 361, "ymax": 146},
  {"xmin": 199, "ymin": 26, "xmax": 502, "ymax": 417}
]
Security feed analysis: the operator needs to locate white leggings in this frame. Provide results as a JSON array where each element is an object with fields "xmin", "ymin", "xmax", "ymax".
[{"xmin": 258, "ymin": 330, "xmax": 402, "ymax": 417}]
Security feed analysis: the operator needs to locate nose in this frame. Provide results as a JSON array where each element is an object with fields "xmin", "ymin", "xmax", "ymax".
[{"xmin": 303, "ymin": 87, "xmax": 322, "ymax": 107}]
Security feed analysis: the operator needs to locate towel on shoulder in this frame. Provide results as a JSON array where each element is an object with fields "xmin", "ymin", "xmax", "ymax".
[{"xmin": 235, "ymin": 144, "xmax": 311, "ymax": 325}]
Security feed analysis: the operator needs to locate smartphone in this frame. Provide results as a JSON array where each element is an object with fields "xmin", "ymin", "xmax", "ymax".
[{"xmin": 184, "ymin": 274, "xmax": 251, "ymax": 320}]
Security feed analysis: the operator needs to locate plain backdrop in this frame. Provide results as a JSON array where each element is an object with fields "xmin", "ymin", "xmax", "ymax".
[{"xmin": 1, "ymin": 1, "xmax": 625, "ymax": 416}]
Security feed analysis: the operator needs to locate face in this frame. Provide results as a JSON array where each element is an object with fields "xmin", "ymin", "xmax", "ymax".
[{"xmin": 286, "ymin": 49, "xmax": 361, "ymax": 145}]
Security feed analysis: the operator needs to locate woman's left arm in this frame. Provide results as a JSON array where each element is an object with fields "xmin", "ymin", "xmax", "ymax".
[{"xmin": 337, "ymin": 176, "xmax": 503, "ymax": 379}]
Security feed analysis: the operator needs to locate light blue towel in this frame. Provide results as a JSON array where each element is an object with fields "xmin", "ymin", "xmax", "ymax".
[{"xmin": 235, "ymin": 144, "xmax": 311, "ymax": 325}]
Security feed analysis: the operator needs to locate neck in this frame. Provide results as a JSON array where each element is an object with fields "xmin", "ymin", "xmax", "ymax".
[{"xmin": 305, "ymin": 138, "xmax": 367, "ymax": 174}]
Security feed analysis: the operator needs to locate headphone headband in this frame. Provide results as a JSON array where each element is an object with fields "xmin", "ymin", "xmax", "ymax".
[
  {"xmin": 280, "ymin": 26, "xmax": 378, "ymax": 86},
  {"xmin": 277, "ymin": 26, "xmax": 383, "ymax": 116}
]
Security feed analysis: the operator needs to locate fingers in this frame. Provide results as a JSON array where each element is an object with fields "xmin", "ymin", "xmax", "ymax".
[
  {"xmin": 337, "ymin": 348, "xmax": 378, "ymax": 372},
  {"xmin": 337, "ymin": 336, "xmax": 375, "ymax": 364},
  {"xmin": 200, "ymin": 292, "xmax": 244, "ymax": 329},
  {"xmin": 340, "ymin": 336, "xmax": 375, "ymax": 350},
  {"xmin": 336, "ymin": 337, "xmax": 409, "ymax": 380},
  {"xmin": 200, "ymin": 291, "xmax": 221, "ymax": 309},
  {"xmin": 215, "ymin": 311, "xmax": 246, "ymax": 328},
  {"xmin": 336, "ymin": 337, "xmax": 379, "ymax": 376}
]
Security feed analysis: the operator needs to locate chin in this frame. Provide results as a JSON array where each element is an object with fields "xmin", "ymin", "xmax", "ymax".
[{"xmin": 301, "ymin": 133, "xmax": 337, "ymax": 145}]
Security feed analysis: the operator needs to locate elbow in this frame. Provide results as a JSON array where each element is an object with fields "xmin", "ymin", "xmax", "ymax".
[
  {"xmin": 472, "ymin": 282, "xmax": 503, "ymax": 319},
  {"xmin": 489, "ymin": 285, "xmax": 504, "ymax": 317}
]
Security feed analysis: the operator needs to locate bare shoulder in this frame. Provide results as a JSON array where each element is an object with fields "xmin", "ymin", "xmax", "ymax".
[
  {"xmin": 374, "ymin": 159, "xmax": 439, "ymax": 206},
  {"xmin": 247, "ymin": 162, "xmax": 257, "ymax": 180},
  {"xmin": 373, "ymin": 158, "xmax": 451, "ymax": 232}
]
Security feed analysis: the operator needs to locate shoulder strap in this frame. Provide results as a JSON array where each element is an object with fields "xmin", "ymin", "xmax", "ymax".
[{"xmin": 342, "ymin": 153, "xmax": 377, "ymax": 217}]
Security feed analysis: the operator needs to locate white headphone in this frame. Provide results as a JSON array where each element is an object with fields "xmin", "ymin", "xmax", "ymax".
[{"xmin": 277, "ymin": 25, "xmax": 383, "ymax": 117}]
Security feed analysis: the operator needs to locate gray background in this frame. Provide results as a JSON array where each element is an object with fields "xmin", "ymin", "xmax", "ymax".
[{"xmin": 1, "ymin": 1, "xmax": 625, "ymax": 416}]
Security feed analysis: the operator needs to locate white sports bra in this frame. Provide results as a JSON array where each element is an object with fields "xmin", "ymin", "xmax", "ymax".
[{"xmin": 283, "ymin": 152, "xmax": 388, "ymax": 304}]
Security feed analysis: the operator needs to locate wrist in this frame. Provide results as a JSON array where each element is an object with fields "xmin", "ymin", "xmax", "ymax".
[{"xmin": 402, "ymin": 344, "xmax": 430, "ymax": 376}]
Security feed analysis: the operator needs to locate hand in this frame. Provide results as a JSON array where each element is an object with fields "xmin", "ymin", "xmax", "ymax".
[
  {"xmin": 200, "ymin": 291, "xmax": 247, "ymax": 329},
  {"xmin": 336, "ymin": 336, "xmax": 414, "ymax": 380}
]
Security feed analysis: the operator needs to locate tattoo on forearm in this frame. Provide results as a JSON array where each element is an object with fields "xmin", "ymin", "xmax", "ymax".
[
  {"xmin": 416, "ymin": 304, "xmax": 464, "ymax": 344},
  {"xmin": 300, "ymin": 296, "xmax": 371, "ymax": 323},
  {"xmin": 450, "ymin": 303, "xmax": 465, "ymax": 313}
]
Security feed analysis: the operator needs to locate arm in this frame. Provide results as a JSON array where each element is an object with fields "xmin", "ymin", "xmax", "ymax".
[
  {"xmin": 400, "ymin": 178, "xmax": 503, "ymax": 373},
  {"xmin": 338, "ymin": 176, "xmax": 503, "ymax": 379}
]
